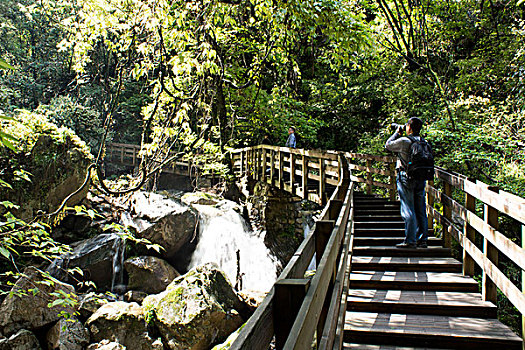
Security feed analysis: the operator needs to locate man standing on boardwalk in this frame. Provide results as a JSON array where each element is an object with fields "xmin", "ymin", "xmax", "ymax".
[
  {"xmin": 385, "ymin": 117, "xmax": 429, "ymax": 248},
  {"xmin": 285, "ymin": 127, "xmax": 296, "ymax": 148}
]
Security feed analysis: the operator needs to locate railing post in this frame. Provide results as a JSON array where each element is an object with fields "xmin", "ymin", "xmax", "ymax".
[
  {"xmin": 279, "ymin": 150, "xmax": 284, "ymax": 189},
  {"xmin": 482, "ymin": 186, "xmax": 499, "ymax": 304},
  {"xmin": 319, "ymin": 158, "xmax": 325, "ymax": 205},
  {"xmin": 270, "ymin": 150, "xmax": 275, "ymax": 185},
  {"xmin": 463, "ymin": 192, "xmax": 476, "ymax": 276},
  {"xmin": 240, "ymin": 152, "xmax": 244, "ymax": 175},
  {"xmin": 302, "ymin": 154, "xmax": 308, "ymax": 200},
  {"xmin": 273, "ymin": 278, "xmax": 310, "ymax": 350},
  {"xmin": 261, "ymin": 148, "xmax": 267, "ymax": 182},
  {"xmin": 289, "ymin": 153, "xmax": 295, "ymax": 195},
  {"xmin": 120, "ymin": 146, "xmax": 124, "ymax": 164},
  {"xmin": 389, "ymin": 162, "xmax": 396, "ymax": 201},
  {"xmin": 366, "ymin": 159, "xmax": 373, "ymax": 195},
  {"xmin": 426, "ymin": 180, "xmax": 434, "ymax": 231},
  {"xmin": 443, "ymin": 182, "xmax": 452, "ymax": 248}
]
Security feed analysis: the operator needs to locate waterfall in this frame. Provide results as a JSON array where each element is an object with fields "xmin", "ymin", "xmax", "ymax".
[
  {"xmin": 110, "ymin": 234, "xmax": 126, "ymax": 292},
  {"xmin": 188, "ymin": 202, "xmax": 278, "ymax": 292}
]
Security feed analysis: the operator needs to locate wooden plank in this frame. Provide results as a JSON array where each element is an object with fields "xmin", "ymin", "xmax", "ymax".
[
  {"xmin": 366, "ymin": 159, "xmax": 373, "ymax": 195},
  {"xmin": 348, "ymin": 163, "xmax": 392, "ymax": 177},
  {"xmin": 463, "ymin": 237, "xmax": 525, "ymax": 317},
  {"xmin": 274, "ymin": 279, "xmax": 310, "ymax": 349},
  {"xmin": 436, "ymin": 167, "xmax": 525, "ymax": 224},
  {"xmin": 483, "ymin": 193, "xmax": 499, "ymax": 304},
  {"xmin": 316, "ymin": 220, "xmax": 335, "ymax": 266},
  {"xmin": 344, "ymin": 311, "xmax": 522, "ymax": 348},
  {"xmin": 319, "ymin": 202, "xmax": 354, "ymax": 350},
  {"xmin": 283, "ymin": 181, "xmax": 352, "ymax": 350},
  {"xmin": 464, "ymin": 192, "xmax": 476, "ymax": 276},
  {"xmin": 344, "ymin": 152, "xmax": 396, "ymax": 163},
  {"xmin": 319, "ymin": 158, "xmax": 325, "ymax": 205},
  {"xmin": 302, "ymin": 155, "xmax": 308, "ymax": 200}
]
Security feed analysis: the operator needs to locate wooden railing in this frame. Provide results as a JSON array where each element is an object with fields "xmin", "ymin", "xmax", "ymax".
[
  {"xmin": 107, "ymin": 143, "xmax": 525, "ymax": 347},
  {"xmin": 427, "ymin": 167, "xmax": 525, "ymax": 338},
  {"xmin": 229, "ymin": 145, "xmax": 396, "ymax": 349},
  {"xmin": 106, "ymin": 143, "xmax": 195, "ymax": 176}
]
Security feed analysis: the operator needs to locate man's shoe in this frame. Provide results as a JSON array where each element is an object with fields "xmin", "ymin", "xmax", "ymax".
[
  {"xmin": 396, "ymin": 242, "xmax": 417, "ymax": 249},
  {"xmin": 417, "ymin": 240, "xmax": 428, "ymax": 248}
]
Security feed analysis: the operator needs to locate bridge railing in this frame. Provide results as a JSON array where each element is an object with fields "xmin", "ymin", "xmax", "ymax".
[
  {"xmin": 106, "ymin": 142, "xmax": 195, "ymax": 176},
  {"xmin": 229, "ymin": 146, "xmax": 400, "ymax": 349},
  {"xmin": 427, "ymin": 167, "xmax": 525, "ymax": 334}
]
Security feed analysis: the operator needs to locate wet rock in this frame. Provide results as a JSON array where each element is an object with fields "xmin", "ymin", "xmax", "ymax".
[
  {"xmin": 87, "ymin": 340, "xmax": 126, "ymax": 350},
  {"xmin": 181, "ymin": 192, "xmax": 220, "ymax": 206},
  {"xmin": 0, "ymin": 266, "xmax": 77, "ymax": 336},
  {"xmin": 46, "ymin": 317, "xmax": 89, "ymax": 350},
  {"xmin": 142, "ymin": 263, "xmax": 250, "ymax": 350},
  {"xmin": 78, "ymin": 292, "xmax": 112, "ymax": 320},
  {"xmin": 0, "ymin": 329, "xmax": 41, "ymax": 350},
  {"xmin": 86, "ymin": 301, "xmax": 162, "ymax": 350},
  {"xmin": 124, "ymin": 256, "xmax": 180, "ymax": 294},
  {"xmin": 124, "ymin": 290, "xmax": 148, "ymax": 304},
  {"xmin": 47, "ymin": 233, "xmax": 125, "ymax": 290}
]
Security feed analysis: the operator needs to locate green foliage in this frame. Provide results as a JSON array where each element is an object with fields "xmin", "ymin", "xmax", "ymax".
[{"xmin": 36, "ymin": 96, "xmax": 106, "ymax": 155}]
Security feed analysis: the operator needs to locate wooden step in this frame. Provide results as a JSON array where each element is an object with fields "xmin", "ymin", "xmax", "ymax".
[
  {"xmin": 353, "ymin": 228, "xmax": 406, "ymax": 237},
  {"xmin": 346, "ymin": 289, "xmax": 497, "ymax": 318},
  {"xmin": 353, "ymin": 246, "xmax": 451, "ymax": 257},
  {"xmin": 355, "ymin": 204, "xmax": 401, "ymax": 211},
  {"xmin": 353, "ymin": 237, "xmax": 442, "ymax": 247},
  {"xmin": 344, "ymin": 311, "xmax": 522, "ymax": 350},
  {"xmin": 351, "ymin": 256, "xmax": 462, "ymax": 272},
  {"xmin": 354, "ymin": 209, "xmax": 401, "ymax": 216},
  {"xmin": 354, "ymin": 221, "xmax": 405, "ymax": 229},
  {"xmin": 343, "ymin": 343, "xmax": 450, "ymax": 350},
  {"xmin": 350, "ymin": 271, "xmax": 479, "ymax": 292},
  {"xmin": 354, "ymin": 215, "xmax": 403, "ymax": 222}
]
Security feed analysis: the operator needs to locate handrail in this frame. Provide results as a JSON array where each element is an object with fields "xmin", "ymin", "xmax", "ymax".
[
  {"xmin": 105, "ymin": 143, "xmax": 197, "ymax": 176},
  {"xmin": 229, "ymin": 145, "xmax": 393, "ymax": 350},
  {"xmin": 427, "ymin": 166, "xmax": 525, "ymax": 323},
  {"xmin": 107, "ymin": 143, "xmax": 525, "ymax": 348}
]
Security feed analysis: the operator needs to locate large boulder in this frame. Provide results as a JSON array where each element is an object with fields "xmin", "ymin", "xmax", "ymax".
[
  {"xmin": 124, "ymin": 191, "xmax": 198, "ymax": 260},
  {"xmin": 0, "ymin": 266, "xmax": 77, "ymax": 336},
  {"xmin": 0, "ymin": 329, "xmax": 41, "ymax": 350},
  {"xmin": 47, "ymin": 233, "xmax": 126, "ymax": 290},
  {"xmin": 0, "ymin": 111, "xmax": 93, "ymax": 221},
  {"xmin": 86, "ymin": 301, "xmax": 163, "ymax": 350},
  {"xmin": 142, "ymin": 263, "xmax": 250, "ymax": 350},
  {"xmin": 87, "ymin": 340, "xmax": 126, "ymax": 350},
  {"xmin": 124, "ymin": 256, "xmax": 180, "ymax": 294},
  {"xmin": 46, "ymin": 317, "xmax": 89, "ymax": 350}
]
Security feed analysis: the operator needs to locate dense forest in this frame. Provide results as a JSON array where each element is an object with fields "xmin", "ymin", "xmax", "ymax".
[{"xmin": 1, "ymin": 0, "xmax": 525, "ymax": 343}]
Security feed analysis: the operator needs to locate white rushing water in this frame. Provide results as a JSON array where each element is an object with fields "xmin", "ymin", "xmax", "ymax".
[{"xmin": 188, "ymin": 201, "xmax": 278, "ymax": 292}]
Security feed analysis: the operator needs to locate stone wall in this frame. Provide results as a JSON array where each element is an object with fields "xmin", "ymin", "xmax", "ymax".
[{"xmin": 246, "ymin": 180, "xmax": 320, "ymax": 270}]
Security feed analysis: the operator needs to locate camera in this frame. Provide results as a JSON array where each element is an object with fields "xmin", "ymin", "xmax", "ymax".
[{"xmin": 391, "ymin": 123, "xmax": 405, "ymax": 133}]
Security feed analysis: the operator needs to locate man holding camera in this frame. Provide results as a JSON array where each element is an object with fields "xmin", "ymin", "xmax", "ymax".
[{"xmin": 385, "ymin": 117, "xmax": 429, "ymax": 248}]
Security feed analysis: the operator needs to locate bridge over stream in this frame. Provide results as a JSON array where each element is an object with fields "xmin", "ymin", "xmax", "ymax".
[{"xmin": 107, "ymin": 143, "xmax": 525, "ymax": 349}]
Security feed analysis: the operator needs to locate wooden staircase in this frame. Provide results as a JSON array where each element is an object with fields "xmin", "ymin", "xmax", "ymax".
[{"xmin": 343, "ymin": 193, "xmax": 522, "ymax": 349}]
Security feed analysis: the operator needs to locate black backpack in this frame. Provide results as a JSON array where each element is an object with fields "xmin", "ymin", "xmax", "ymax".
[{"xmin": 403, "ymin": 135, "xmax": 435, "ymax": 181}]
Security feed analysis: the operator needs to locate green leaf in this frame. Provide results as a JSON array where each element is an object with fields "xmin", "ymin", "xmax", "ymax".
[
  {"xmin": 0, "ymin": 58, "xmax": 14, "ymax": 70},
  {"xmin": 0, "ymin": 246, "xmax": 10, "ymax": 260},
  {"xmin": 1, "ymin": 138, "xmax": 16, "ymax": 152}
]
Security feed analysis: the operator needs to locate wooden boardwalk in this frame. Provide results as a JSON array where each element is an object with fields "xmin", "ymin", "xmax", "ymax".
[{"xmin": 344, "ymin": 193, "xmax": 522, "ymax": 349}]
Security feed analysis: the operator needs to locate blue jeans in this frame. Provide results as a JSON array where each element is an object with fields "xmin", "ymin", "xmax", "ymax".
[{"xmin": 397, "ymin": 171, "xmax": 428, "ymax": 244}]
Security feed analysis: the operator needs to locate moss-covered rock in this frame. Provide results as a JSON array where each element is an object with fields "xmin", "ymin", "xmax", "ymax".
[
  {"xmin": 86, "ymin": 301, "xmax": 163, "ymax": 350},
  {"xmin": 0, "ymin": 110, "xmax": 93, "ymax": 220},
  {"xmin": 142, "ymin": 263, "xmax": 250, "ymax": 350}
]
